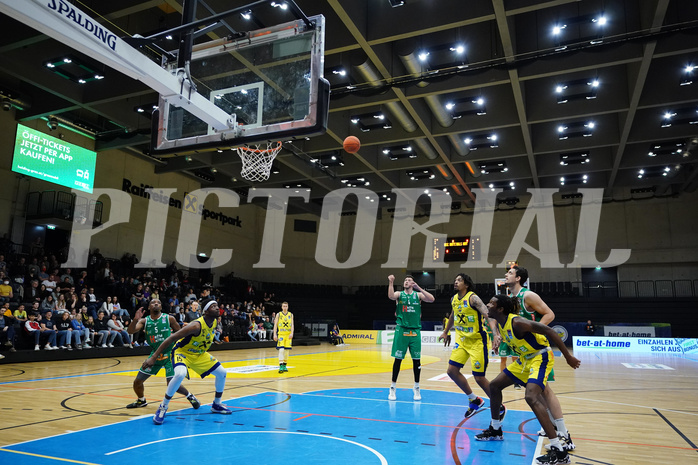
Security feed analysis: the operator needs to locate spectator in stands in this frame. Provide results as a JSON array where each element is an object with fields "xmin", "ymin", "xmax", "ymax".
[
  {"xmin": 247, "ymin": 316, "xmax": 260, "ymax": 341},
  {"xmin": 14, "ymin": 304, "xmax": 28, "ymax": 326},
  {"xmin": 38, "ymin": 266, "xmax": 49, "ymax": 281},
  {"xmin": 585, "ymin": 320, "xmax": 596, "ymax": 336},
  {"xmin": 87, "ymin": 288, "xmax": 97, "ymax": 304},
  {"xmin": 57, "ymin": 277, "xmax": 72, "ymax": 295},
  {"xmin": 185, "ymin": 301, "xmax": 201, "ymax": 323},
  {"xmin": 56, "ymin": 311, "xmax": 74, "ymax": 350},
  {"xmin": 72, "ymin": 313, "xmax": 90, "ymax": 348},
  {"xmin": 42, "ymin": 273, "xmax": 57, "ymax": 293},
  {"xmin": 108, "ymin": 313, "xmax": 131, "ymax": 348},
  {"xmin": 175, "ymin": 306, "xmax": 186, "ymax": 326},
  {"xmin": 25, "ymin": 312, "xmax": 49, "ymax": 350},
  {"xmin": 27, "ymin": 258, "xmax": 40, "ymax": 277},
  {"xmin": 60, "ymin": 268, "xmax": 74, "ymax": 286},
  {"xmin": 184, "ymin": 288, "xmax": 197, "ymax": 303},
  {"xmin": 112, "ymin": 297, "xmax": 128, "ymax": 319},
  {"xmin": 40, "ymin": 295, "xmax": 56, "ymax": 315},
  {"xmin": 0, "ymin": 254, "xmax": 6, "ymax": 272},
  {"xmin": 94, "ymin": 310, "xmax": 116, "ymax": 347},
  {"xmin": 0, "ymin": 307, "xmax": 16, "ymax": 352},
  {"xmin": 263, "ymin": 316, "xmax": 273, "ymax": 341},
  {"xmin": 101, "ymin": 296, "xmax": 114, "ymax": 316},
  {"xmin": 25, "ymin": 279, "xmax": 42, "ymax": 303},
  {"xmin": 83, "ymin": 315, "xmax": 96, "ymax": 346},
  {"xmin": 55, "ymin": 293, "xmax": 67, "ymax": 312},
  {"xmin": 76, "ymin": 270, "xmax": 89, "ymax": 292},
  {"xmin": 0, "ymin": 277, "xmax": 13, "ymax": 303},
  {"xmin": 38, "ymin": 311, "xmax": 58, "ymax": 349},
  {"xmin": 169, "ymin": 295, "xmax": 180, "ymax": 314},
  {"xmin": 213, "ymin": 316, "xmax": 224, "ymax": 343}
]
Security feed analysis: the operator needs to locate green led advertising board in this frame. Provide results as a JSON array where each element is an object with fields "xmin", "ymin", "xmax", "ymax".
[{"xmin": 12, "ymin": 123, "xmax": 97, "ymax": 193}]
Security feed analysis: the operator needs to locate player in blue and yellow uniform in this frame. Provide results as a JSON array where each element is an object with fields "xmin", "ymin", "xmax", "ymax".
[
  {"xmin": 125, "ymin": 299, "xmax": 200, "ymax": 409},
  {"xmin": 273, "ymin": 302, "xmax": 294, "ymax": 373},
  {"xmin": 439, "ymin": 273, "xmax": 502, "ymax": 419},
  {"xmin": 506, "ymin": 265, "xmax": 576, "ymax": 450},
  {"xmin": 143, "ymin": 298, "xmax": 232, "ymax": 425},
  {"xmin": 475, "ymin": 294, "xmax": 580, "ymax": 465}
]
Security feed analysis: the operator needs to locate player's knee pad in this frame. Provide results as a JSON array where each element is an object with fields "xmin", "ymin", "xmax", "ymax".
[{"xmin": 173, "ymin": 365, "xmax": 188, "ymax": 380}]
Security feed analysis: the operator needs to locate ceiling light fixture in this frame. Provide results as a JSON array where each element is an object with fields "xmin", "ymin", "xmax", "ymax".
[
  {"xmin": 487, "ymin": 181, "xmax": 515, "ymax": 191},
  {"xmin": 557, "ymin": 120, "xmax": 596, "ymax": 139},
  {"xmin": 406, "ymin": 169, "xmax": 435, "ymax": 181},
  {"xmin": 554, "ymin": 77, "xmax": 600, "ymax": 103},
  {"xmin": 660, "ymin": 107, "xmax": 698, "ymax": 127},
  {"xmin": 681, "ymin": 64, "xmax": 695, "ymax": 86},
  {"xmin": 349, "ymin": 111, "xmax": 392, "ymax": 131},
  {"xmin": 463, "ymin": 132, "xmax": 498, "ymax": 149},
  {"xmin": 340, "ymin": 176, "xmax": 370, "ymax": 187},
  {"xmin": 648, "ymin": 140, "xmax": 688, "ymax": 157},
  {"xmin": 560, "ymin": 174, "xmax": 588, "ymax": 185},
  {"xmin": 637, "ymin": 167, "xmax": 671, "ymax": 179},
  {"xmin": 479, "ymin": 161, "xmax": 508, "ymax": 175},
  {"xmin": 382, "ymin": 145, "xmax": 415, "ymax": 160}
]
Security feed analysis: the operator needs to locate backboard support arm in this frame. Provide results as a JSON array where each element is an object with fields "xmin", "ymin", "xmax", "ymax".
[{"xmin": 0, "ymin": 0, "xmax": 234, "ymax": 131}]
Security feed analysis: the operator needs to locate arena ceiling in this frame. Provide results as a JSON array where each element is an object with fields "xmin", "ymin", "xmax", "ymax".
[{"xmin": 1, "ymin": 0, "xmax": 698, "ymax": 214}]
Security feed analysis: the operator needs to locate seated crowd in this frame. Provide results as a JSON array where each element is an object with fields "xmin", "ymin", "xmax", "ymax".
[{"xmin": 0, "ymin": 248, "xmax": 281, "ymax": 357}]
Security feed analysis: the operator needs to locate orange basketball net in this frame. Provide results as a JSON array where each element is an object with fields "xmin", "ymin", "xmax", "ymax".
[{"xmin": 236, "ymin": 141, "xmax": 282, "ymax": 182}]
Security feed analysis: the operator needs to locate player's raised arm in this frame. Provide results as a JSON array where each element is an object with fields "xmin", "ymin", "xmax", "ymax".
[
  {"xmin": 127, "ymin": 307, "xmax": 146, "ymax": 334},
  {"xmin": 411, "ymin": 281, "xmax": 435, "ymax": 303},
  {"xmin": 387, "ymin": 274, "xmax": 400, "ymax": 300}
]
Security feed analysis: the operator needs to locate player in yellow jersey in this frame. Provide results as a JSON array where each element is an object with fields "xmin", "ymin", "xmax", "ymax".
[
  {"xmin": 439, "ymin": 273, "xmax": 502, "ymax": 419},
  {"xmin": 475, "ymin": 294, "xmax": 580, "ymax": 465},
  {"xmin": 506, "ymin": 265, "xmax": 575, "ymax": 449},
  {"xmin": 273, "ymin": 302, "xmax": 294, "ymax": 373},
  {"xmin": 143, "ymin": 298, "xmax": 232, "ymax": 424}
]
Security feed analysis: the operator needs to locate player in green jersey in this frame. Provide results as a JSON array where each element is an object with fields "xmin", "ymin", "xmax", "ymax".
[
  {"xmin": 387, "ymin": 274, "xmax": 435, "ymax": 401},
  {"xmin": 505, "ymin": 265, "xmax": 576, "ymax": 451},
  {"xmin": 125, "ymin": 299, "xmax": 200, "ymax": 409}
]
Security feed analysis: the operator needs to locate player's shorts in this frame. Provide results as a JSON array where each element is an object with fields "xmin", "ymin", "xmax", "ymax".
[
  {"xmin": 138, "ymin": 353, "xmax": 174, "ymax": 378},
  {"xmin": 172, "ymin": 349, "xmax": 221, "ymax": 379},
  {"xmin": 449, "ymin": 332, "xmax": 488, "ymax": 376},
  {"xmin": 276, "ymin": 332, "xmax": 293, "ymax": 350},
  {"xmin": 391, "ymin": 326, "xmax": 421, "ymax": 360},
  {"xmin": 503, "ymin": 347, "xmax": 554, "ymax": 389},
  {"xmin": 498, "ymin": 341, "xmax": 518, "ymax": 358}
]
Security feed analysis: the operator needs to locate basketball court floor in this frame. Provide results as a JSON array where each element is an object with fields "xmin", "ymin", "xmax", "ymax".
[{"xmin": 0, "ymin": 344, "xmax": 696, "ymax": 464}]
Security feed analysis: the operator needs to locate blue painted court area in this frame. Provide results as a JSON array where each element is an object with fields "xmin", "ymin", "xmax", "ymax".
[{"xmin": 2, "ymin": 389, "xmax": 542, "ymax": 465}]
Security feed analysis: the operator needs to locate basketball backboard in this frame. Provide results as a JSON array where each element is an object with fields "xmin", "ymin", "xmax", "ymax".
[{"xmin": 151, "ymin": 14, "xmax": 329, "ymax": 155}]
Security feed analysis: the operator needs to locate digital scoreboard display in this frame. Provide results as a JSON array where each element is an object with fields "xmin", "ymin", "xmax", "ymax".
[
  {"xmin": 12, "ymin": 123, "xmax": 97, "ymax": 193},
  {"xmin": 433, "ymin": 236, "xmax": 481, "ymax": 263}
]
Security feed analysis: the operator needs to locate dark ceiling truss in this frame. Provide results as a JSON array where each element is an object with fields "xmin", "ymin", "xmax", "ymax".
[{"xmin": 1, "ymin": 0, "xmax": 697, "ymax": 216}]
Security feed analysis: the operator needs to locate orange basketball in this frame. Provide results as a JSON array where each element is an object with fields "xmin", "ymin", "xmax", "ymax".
[{"xmin": 343, "ymin": 135, "xmax": 361, "ymax": 153}]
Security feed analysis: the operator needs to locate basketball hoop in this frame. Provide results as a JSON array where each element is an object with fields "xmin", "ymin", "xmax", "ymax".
[{"xmin": 236, "ymin": 141, "xmax": 282, "ymax": 182}]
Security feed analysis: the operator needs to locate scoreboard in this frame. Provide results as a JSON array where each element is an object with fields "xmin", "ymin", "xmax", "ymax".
[{"xmin": 433, "ymin": 236, "xmax": 480, "ymax": 263}]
